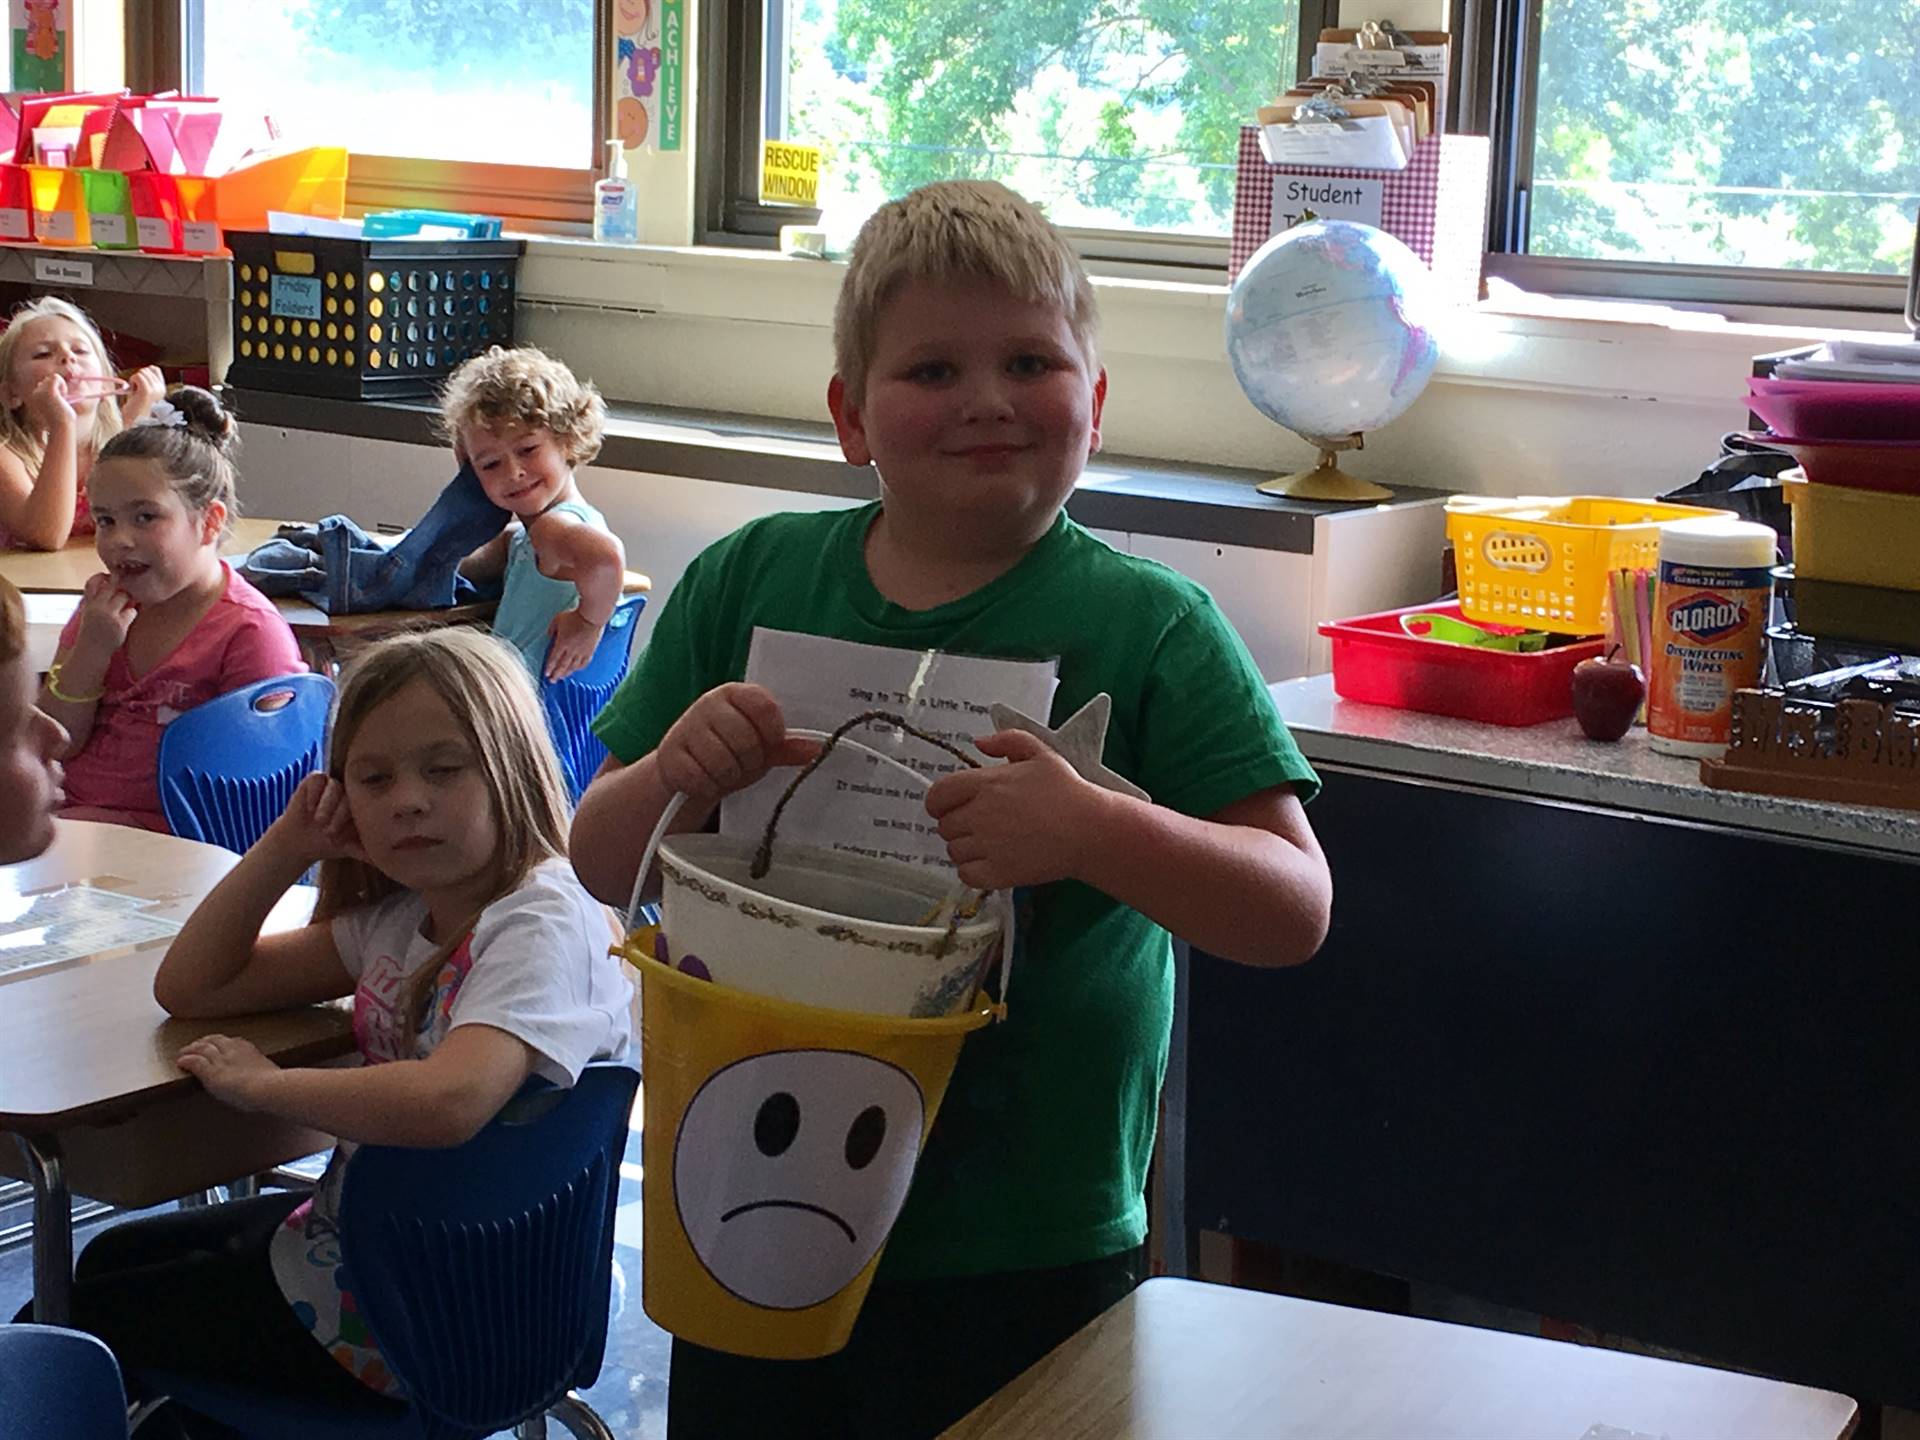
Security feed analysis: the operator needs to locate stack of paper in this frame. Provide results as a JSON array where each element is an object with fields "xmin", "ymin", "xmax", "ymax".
[{"xmin": 1775, "ymin": 339, "xmax": 1920, "ymax": 384}]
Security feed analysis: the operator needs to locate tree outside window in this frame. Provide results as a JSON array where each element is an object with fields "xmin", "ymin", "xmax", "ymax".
[
  {"xmin": 778, "ymin": 0, "xmax": 1299, "ymax": 237},
  {"xmin": 1530, "ymin": 0, "xmax": 1920, "ymax": 274},
  {"xmin": 193, "ymin": 0, "xmax": 595, "ymax": 169}
]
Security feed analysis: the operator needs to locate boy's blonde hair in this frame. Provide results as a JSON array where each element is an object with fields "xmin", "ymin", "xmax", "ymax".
[
  {"xmin": 438, "ymin": 345, "xmax": 606, "ymax": 466},
  {"xmin": 96, "ymin": 385, "xmax": 241, "ymax": 538},
  {"xmin": 314, "ymin": 626, "xmax": 572, "ymax": 1036},
  {"xmin": 0, "ymin": 296, "xmax": 126, "ymax": 468},
  {"xmin": 832, "ymin": 180, "xmax": 1099, "ymax": 404},
  {"xmin": 0, "ymin": 576, "xmax": 22, "ymax": 667}
]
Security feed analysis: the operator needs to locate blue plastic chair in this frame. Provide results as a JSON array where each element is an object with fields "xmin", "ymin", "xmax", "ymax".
[
  {"xmin": 542, "ymin": 593, "xmax": 645, "ymax": 804},
  {"xmin": 158, "ymin": 673, "xmax": 335, "ymax": 853},
  {"xmin": 0, "ymin": 1323, "xmax": 130, "ymax": 1439},
  {"xmin": 137, "ymin": 1063, "xmax": 639, "ymax": 1440}
]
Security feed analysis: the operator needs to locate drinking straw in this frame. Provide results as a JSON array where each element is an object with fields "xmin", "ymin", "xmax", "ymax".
[{"xmin": 1643, "ymin": 568, "xmax": 1658, "ymax": 675}]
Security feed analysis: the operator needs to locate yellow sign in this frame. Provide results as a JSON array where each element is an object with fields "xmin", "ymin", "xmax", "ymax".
[{"xmin": 760, "ymin": 141, "xmax": 821, "ymax": 206}]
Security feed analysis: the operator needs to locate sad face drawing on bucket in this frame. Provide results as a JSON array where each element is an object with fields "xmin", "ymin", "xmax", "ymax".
[{"xmin": 675, "ymin": 1049, "xmax": 927, "ymax": 1309}]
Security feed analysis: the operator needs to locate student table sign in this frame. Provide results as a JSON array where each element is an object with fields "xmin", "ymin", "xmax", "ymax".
[{"xmin": 1231, "ymin": 128, "xmax": 1491, "ymax": 307}]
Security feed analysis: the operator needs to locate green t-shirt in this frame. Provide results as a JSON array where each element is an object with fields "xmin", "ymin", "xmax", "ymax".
[{"xmin": 593, "ymin": 503, "xmax": 1318, "ymax": 1277}]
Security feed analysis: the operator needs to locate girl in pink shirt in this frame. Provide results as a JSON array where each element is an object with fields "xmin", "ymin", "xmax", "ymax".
[
  {"xmin": 39, "ymin": 386, "xmax": 305, "ymax": 832},
  {"xmin": 0, "ymin": 295, "xmax": 165, "ymax": 551}
]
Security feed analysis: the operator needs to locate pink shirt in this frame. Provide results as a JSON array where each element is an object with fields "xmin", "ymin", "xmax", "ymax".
[{"xmin": 57, "ymin": 563, "xmax": 306, "ymax": 830}]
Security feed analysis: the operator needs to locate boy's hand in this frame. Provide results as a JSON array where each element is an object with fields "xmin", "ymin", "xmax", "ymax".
[
  {"xmin": 177, "ymin": 1034, "xmax": 279, "ymax": 1111},
  {"xmin": 119, "ymin": 366, "xmax": 167, "ymax": 426},
  {"xmin": 263, "ymin": 772, "xmax": 367, "ymax": 870},
  {"xmin": 657, "ymin": 683, "xmax": 820, "ymax": 802},
  {"xmin": 544, "ymin": 608, "xmax": 603, "ymax": 681},
  {"xmin": 924, "ymin": 730, "xmax": 1114, "ymax": 890},
  {"xmin": 72, "ymin": 572, "xmax": 136, "ymax": 655},
  {"xmin": 25, "ymin": 374, "xmax": 74, "ymax": 433}
]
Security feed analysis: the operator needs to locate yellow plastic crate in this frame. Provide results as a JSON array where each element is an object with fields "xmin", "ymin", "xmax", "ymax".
[
  {"xmin": 1786, "ymin": 478, "xmax": 1920, "ymax": 593},
  {"xmin": 1447, "ymin": 495, "xmax": 1725, "ymax": 635}
]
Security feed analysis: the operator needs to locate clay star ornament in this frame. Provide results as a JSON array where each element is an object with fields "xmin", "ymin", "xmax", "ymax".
[{"xmin": 986, "ymin": 693, "xmax": 1150, "ymax": 802}]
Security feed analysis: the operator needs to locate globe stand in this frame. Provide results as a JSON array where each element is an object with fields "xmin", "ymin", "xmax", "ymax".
[{"xmin": 1257, "ymin": 432, "xmax": 1392, "ymax": 503}]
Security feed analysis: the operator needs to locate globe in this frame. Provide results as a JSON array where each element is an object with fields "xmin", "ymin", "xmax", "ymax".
[{"xmin": 1224, "ymin": 219, "xmax": 1442, "ymax": 500}]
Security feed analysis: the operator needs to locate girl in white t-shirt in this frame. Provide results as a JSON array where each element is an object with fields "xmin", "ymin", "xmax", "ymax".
[{"xmin": 60, "ymin": 626, "xmax": 635, "ymax": 1414}]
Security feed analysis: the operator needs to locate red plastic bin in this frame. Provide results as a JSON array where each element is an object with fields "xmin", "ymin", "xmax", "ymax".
[{"xmin": 1319, "ymin": 600, "xmax": 1605, "ymax": 727}]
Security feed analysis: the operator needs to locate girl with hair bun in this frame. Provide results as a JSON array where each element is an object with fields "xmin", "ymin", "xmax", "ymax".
[{"xmin": 39, "ymin": 385, "xmax": 306, "ymax": 832}]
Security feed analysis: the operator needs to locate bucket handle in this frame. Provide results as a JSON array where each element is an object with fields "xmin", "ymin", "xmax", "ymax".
[{"xmin": 623, "ymin": 719, "xmax": 1017, "ymax": 1008}]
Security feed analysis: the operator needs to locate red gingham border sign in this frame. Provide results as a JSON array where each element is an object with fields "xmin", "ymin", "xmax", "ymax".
[{"xmin": 1230, "ymin": 127, "xmax": 1491, "ymax": 306}]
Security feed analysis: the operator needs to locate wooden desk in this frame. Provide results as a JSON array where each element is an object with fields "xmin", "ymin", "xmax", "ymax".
[
  {"xmin": 0, "ymin": 819, "xmax": 354, "ymax": 1324},
  {"xmin": 6, "ymin": 524, "xmax": 649, "ymax": 673},
  {"xmin": 280, "ymin": 596, "xmax": 499, "ymax": 673},
  {"xmin": 18, "ymin": 589, "xmax": 500, "ymax": 678},
  {"xmin": 944, "ymin": 1279, "xmax": 1857, "ymax": 1440},
  {"xmin": 0, "ymin": 516, "xmax": 285, "ymax": 593}
]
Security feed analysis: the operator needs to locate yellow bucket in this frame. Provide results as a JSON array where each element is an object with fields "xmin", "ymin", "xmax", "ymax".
[{"xmin": 622, "ymin": 931, "xmax": 997, "ymax": 1358}]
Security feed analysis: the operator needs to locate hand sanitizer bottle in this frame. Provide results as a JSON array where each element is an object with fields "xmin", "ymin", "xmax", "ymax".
[{"xmin": 593, "ymin": 140, "xmax": 640, "ymax": 244}]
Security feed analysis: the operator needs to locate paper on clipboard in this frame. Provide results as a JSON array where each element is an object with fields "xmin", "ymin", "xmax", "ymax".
[
  {"xmin": 1259, "ymin": 113, "xmax": 1408, "ymax": 170},
  {"xmin": 1314, "ymin": 41, "xmax": 1451, "ymax": 137}
]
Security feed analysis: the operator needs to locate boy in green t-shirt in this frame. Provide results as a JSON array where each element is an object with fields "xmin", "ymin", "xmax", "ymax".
[{"xmin": 571, "ymin": 179, "xmax": 1331, "ymax": 1438}]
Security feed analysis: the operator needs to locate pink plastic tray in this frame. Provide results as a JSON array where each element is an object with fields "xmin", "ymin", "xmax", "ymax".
[
  {"xmin": 1747, "ymin": 376, "xmax": 1920, "ymax": 441},
  {"xmin": 1742, "ymin": 431, "xmax": 1920, "ymax": 495}
]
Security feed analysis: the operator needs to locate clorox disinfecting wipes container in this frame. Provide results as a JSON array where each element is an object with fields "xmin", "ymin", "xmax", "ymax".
[{"xmin": 1648, "ymin": 515, "xmax": 1778, "ymax": 758}]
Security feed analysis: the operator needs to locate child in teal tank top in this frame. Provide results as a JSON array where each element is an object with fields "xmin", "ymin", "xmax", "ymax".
[
  {"xmin": 445, "ymin": 346, "xmax": 625, "ymax": 682},
  {"xmin": 571, "ymin": 181, "xmax": 1332, "ymax": 1439}
]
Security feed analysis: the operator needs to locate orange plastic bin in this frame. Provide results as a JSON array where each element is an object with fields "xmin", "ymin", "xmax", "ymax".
[
  {"xmin": 26, "ymin": 164, "xmax": 88, "ymax": 245},
  {"xmin": 211, "ymin": 146, "xmax": 348, "ymax": 248}
]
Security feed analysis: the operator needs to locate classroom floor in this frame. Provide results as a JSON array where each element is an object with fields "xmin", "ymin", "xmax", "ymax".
[{"xmin": 0, "ymin": 1103, "xmax": 674, "ymax": 1440}]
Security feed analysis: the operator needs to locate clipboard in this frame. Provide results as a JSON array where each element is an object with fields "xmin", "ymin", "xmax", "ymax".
[
  {"xmin": 1256, "ymin": 95, "xmax": 1412, "ymax": 170},
  {"xmin": 1314, "ymin": 21, "xmax": 1453, "ymax": 131}
]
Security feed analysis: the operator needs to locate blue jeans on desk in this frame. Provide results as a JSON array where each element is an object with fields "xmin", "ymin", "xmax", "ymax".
[{"xmin": 239, "ymin": 462, "xmax": 508, "ymax": 614}]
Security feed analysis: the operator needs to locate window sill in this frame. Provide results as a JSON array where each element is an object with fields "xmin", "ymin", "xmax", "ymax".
[
  {"xmin": 500, "ymin": 233, "xmax": 1919, "ymax": 485},
  {"xmin": 226, "ymin": 384, "xmax": 1447, "ymax": 554},
  {"xmin": 516, "ymin": 233, "xmax": 1911, "ymax": 403}
]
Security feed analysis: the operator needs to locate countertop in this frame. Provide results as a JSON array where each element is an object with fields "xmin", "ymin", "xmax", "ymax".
[
  {"xmin": 1271, "ymin": 673, "xmax": 1920, "ymax": 862},
  {"xmin": 224, "ymin": 388, "xmax": 1450, "ymax": 555}
]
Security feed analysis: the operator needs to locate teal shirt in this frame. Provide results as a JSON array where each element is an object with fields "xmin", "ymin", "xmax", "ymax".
[
  {"xmin": 491, "ymin": 498, "xmax": 610, "ymax": 679},
  {"xmin": 593, "ymin": 503, "xmax": 1318, "ymax": 1277}
]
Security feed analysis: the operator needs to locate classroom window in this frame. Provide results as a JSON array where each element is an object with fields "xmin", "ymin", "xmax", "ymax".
[
  {"xmin": 186, "ymin": 0, "xmax": 598, "ymax": 169},
  {"xmin": 713, "ymin": 0, "xmax": 1332, "ymax": 252},
  {"xmin": 1522, "ymin": 0, "xmax": 1920, "ymax": 276},
  {"xmin": 704, "ymin": 0, "xmax": 1918, "ymax": 307}
]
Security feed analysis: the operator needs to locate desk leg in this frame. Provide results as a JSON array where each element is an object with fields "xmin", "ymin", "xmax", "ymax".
[
  {"xmin": 1158, "ymin": 939, "xmax": 1192, "ymax": 1279},
  {"xmin": 16, "ymin": 1134, "xmax": 72, "ymax": 1325}
]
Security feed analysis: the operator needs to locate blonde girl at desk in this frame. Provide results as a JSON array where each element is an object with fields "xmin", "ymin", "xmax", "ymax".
[
  {"xmin": 53, "ymin": 627, "xmax": 634, "ymax": 1421},
  {"xmin": 0, "ymin": 295, "xmax": 165, "ymax": 551},
  {"xmin": 0, "ymin": 575, "xmax": 65, "ymax": 862}
]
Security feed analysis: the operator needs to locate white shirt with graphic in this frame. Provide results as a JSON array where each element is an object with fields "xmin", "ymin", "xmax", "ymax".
[{"xmin": 267, "ymin": 859, "xmax": 635, "ymax": 1396}]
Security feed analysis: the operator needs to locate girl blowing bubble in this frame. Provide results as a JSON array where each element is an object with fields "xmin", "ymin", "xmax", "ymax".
[{"xmin": 0, "ymin": 295, "xmax": 164, "ymax": 550}]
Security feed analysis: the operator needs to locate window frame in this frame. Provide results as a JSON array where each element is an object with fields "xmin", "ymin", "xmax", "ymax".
[
  {"xmin": 134, "ymin": 0, "xmax": 611, "ymax": 232},
  {"xmin": 697, "ymin": 0, "xmax": 1339, "ymax": 271},
  {"xmin": 707, "ymin": 0, "xmax": 1916, "ymax": 314},
  {"xmin": 1458, "ymin": 0, "xmax": 1915, "ymax": 314}
]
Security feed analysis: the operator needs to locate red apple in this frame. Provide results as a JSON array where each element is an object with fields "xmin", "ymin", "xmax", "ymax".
[{"xmin": 1571, "ymin": 647, "xmax": 1646, "ymax": 741}]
